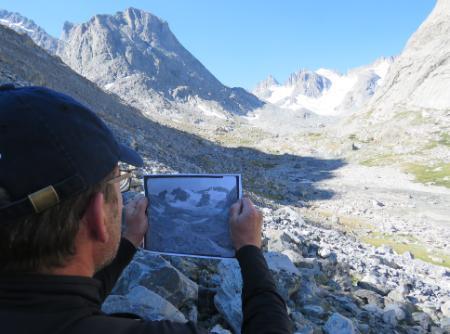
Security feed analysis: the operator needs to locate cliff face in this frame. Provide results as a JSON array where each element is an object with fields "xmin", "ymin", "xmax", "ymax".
[
  {"xmin": 366, "ymin": 0, "xmax": 450, "ymax": 117},
  {"xmin": 57, "ymin": 8, "xmax": 263, "ymax": 117},
  {"xmin": 337, "ymin": 0, "xmax": 450, "ymax": 166}
]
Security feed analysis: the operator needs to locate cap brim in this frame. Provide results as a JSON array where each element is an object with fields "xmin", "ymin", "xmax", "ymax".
[{"xmin": 118, "ymin": 144, "xmax": 144, "ymax": 167}]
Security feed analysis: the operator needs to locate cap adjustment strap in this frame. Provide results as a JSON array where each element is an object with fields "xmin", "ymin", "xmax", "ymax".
[
  {"xmin": 28, "ymin": 186, "xmax": 60, "ymax": 213},
  {"xmin": 0, "ymin": 174, "xmax": 86, "ymax": 222}
]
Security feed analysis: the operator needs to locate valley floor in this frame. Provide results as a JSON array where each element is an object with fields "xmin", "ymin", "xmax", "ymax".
[{"xmin": 302, "ymin": 163, "xmax": 450, "ymax": 268}]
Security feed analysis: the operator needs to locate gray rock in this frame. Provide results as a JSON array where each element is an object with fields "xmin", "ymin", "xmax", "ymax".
[
  {"xmin": 215, "ymin": 252, "xmax": 301, "ymax": 332},
  {"xmin": 302, "ymin": 305, "xmax": 326, "ymax": 319},
  {"xmin": 214, "ymin": 259, "xmax": 243, "ymax": 334},
  {"xmin": 210, "ymin": 324, "xmax": 232, "ymax": 334},
  {"xmin": 403, "ymin": 251, "xmax": 415, "ymax": 260},
  {"xmin": 383, "ymin": 309, "xmax": 398, "ymax": 327},
  {"xmin": 323, "ymin": 312, "xmax": 356, "ymax": 334},
  {"xmin": 383, "ymin": 303, "xmax": 407, "ymax": 326},
  {"xmin": 113, "ymin": 250, "xmax": 198, "ymax": 308},
  {"xmin": 354, "ymin": 289, "xmax": 385, "ymax": 309},
  {"xmin": 264, "ymin": 252, "xmax": 301, "ymax": 300},
  {"xmin": 412, "ymin": 312, "xmax": 431, "ymax": 330},
  {"xmin": 318, "ymin": 246, "xmax": 332, "ymax": 258},
  {"xmin": 441, "ymin": 300, "xmax": 450, "ymax": 317},
  {"xmin": 102, "ymin": 286, "xmax": 186, "ymax": 322},
  {"xmin": 281, "ymin": 249, "xmax": 304, "ymax": 265},
  {"xmin": 387, "ymin": 283, "xmax": 411, "ymax": 304},
  {"xmin": 294, "ymin": 274, "xmax": 321, "ymax": 306},
  {"xmin": 266, "ymin": 229, "xmax": 303, "ymax": 253},
  {"xmin": 357, "ymin": 274, "xmax": 391, "ymax": 296}
]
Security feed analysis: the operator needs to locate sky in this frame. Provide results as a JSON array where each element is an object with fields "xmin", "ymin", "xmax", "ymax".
[{"xmin": 0, "ymin": 1, "xmax": 437, "ymax": 89}]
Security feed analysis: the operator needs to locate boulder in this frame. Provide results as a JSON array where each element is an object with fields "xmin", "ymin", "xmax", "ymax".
[
  {"xmin": 302, "ymin": 304, "xmax": 326, "ymax": 319},
  {"xmin": 102, "ymin": 286, "xmax": 186, "ymax": 322},
  {"xmin": 441, "ymin": 300, "xmax": 450, "ymax": 318},
  {"xmin": 210, "ymin": 324, "xmax": 232, "ymax": 334},
  {"xmin": 112, "ymin": 250, "xmax": 198, "ymax": 309},
  {"xmin": 323, "ymin": 312, "xmax": 356, "ymax": 334},
  {"xmin": 412, "ymin": 312, "xmax": 431, "ymax": 330},
  {"xmin": 383, "ymin": 303, "xmax": 407, "ymax": 326},
  {"xmin": 213, "ymin": 259, "xmax": 242, "ymax": 334},
  {"xmin": 214, "ymin": 252, "xmax": 301, "ymax": 333},
  {"xmin": 354, "ymin": 289, "xmax": 385, "ymax": 309},
  {"xmin": 265, "ymin": 229, "xmax": 303, "ymax": 253},
  {"xmin": 387, "ymin": 283, "xmax": 411, "ymax": 303}
]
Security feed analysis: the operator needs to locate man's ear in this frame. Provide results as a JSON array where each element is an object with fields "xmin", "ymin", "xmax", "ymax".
[{"xmin": 81, "ymin": 192, "xmax": 109, "ymax": 243}]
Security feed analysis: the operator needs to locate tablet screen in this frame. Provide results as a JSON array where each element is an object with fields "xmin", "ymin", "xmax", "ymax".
[{"xmin": 143, "ymin": 174, "xmax": 242, "ymax": 258}]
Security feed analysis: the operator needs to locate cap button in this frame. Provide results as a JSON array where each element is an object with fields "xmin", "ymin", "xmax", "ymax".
[{"xmin": 0, "ymin": 84, "xmax": 16, "ymax": 91}]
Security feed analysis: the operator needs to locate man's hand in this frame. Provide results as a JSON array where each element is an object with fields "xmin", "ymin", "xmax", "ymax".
[
  {"xmin": 229, "ymin": 198, "xmax": 263, "ymax": 251},
  {"xmin": 122, "ymin": 195, "xmax": 149, "ymax": 248}
]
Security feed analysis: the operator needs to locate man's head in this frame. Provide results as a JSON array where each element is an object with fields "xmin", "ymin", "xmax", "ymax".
[{"xmin": 0, "ymin": 85, "xmax": 143, "ymax": 274}]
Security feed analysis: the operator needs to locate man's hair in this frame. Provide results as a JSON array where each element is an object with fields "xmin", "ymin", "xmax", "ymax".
[{"xmin": 0, "ymin": 170, "xmax": 118, "ymax": 273}]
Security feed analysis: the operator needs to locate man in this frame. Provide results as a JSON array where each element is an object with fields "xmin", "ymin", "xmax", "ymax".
[{"xmin": 0, "ymin": 85, "xmax": 291, "ymax": 333}]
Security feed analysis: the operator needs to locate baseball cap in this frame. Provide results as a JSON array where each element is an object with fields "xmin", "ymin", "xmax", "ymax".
[{"xmin": 0, "ymin": 85, "xmax": 143, "ymax": 221}]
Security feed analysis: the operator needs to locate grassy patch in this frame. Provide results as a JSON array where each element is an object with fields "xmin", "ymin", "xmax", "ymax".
[
  {"xmin": 438, "ymin": 133, "xmax": 450, "ymax": 147},
  {"xmin": 406, "ymin": 162, "xmax": 450, "ymax": 188},
  {"xmin": 360, "ymin": 153, "xmax": 399, "ymax": 167},
  {"xmin": 424, "ymin": 133, "xmax": 450, "ymax": 150},
  {"xmin": 362, "ymin": 235, "xmax": 450, "ymax": 268}
]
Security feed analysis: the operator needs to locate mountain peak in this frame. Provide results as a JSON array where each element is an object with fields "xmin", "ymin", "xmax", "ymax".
[
  {"xmin": 0, "ymin": 9, "xmax": 58, "ymax": 54},
  {"xmin": 57, "ymin": 7, "xmax": 263, "ymax": 116},
  {"xmin": 286, "ymin": 69, "xmax": 332, "ymax": 98}
]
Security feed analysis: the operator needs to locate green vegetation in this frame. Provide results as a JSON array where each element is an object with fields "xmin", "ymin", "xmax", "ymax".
[
  {"xmin": 438, "ymin": 133, "xmax": 450, "ymax": 147},
  {"xmin": 307, "ymin": 132, "xmax": 323, "ymax": 139},
  {"xmin": 316, "ymin": 210, "xmax": 450, "ymax": 268},
  {"xmin": 406, "ymin": 162, "xmax": 450, "ymax": 188},
  {"xmin": 362, "ymin": 234, "xmax": 450, "ymax": 268},
  {"xmin": 360, "ymin": 153, "xmax": 399, "ymax": 167},
  {"xmin": 424, "ymin": 132, "xmax": 450, "ymax": 150}
]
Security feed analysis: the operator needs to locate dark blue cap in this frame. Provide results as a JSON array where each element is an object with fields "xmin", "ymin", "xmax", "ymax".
[{"xmin": 0, "ymin": 85, "xmax": 143, "ymax": 220}]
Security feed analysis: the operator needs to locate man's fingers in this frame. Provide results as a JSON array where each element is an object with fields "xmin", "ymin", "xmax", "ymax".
[
  {"xmin": 136, "ymin": 196, "xmax": 148, "ymax": 210},
  {"xmin": 229, "ymin": 200, "xmax": 242, "ymax": 220},
  {"xmin": 241, "ymin": 197, "xmax": 255, "ymax": 215}
]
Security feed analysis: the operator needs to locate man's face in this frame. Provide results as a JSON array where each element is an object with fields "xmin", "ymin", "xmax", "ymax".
[{"xmin": 95, "ymin": 167, "xmax": 123, "ymax": 271}]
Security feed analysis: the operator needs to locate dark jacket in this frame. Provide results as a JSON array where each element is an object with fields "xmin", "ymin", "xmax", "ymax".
[{"xmin": 0, "ymin": 238, "xmax": 292, "ymax": 333}]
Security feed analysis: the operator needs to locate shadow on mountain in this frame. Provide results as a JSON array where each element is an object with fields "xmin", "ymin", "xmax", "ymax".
[{"xmin": 0, "ymin": 24, "xmax": 345, "ymax": 206}]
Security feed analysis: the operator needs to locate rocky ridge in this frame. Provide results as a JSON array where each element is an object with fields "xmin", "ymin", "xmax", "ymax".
[
  {"xmin": 56, "ymin": 8, "xmax": 262, "ymax": 119},
  {"xmin": 336, "ymin": 0, "xmax": 450, "ymax": 167},
  {"xmin": 0, "ymin": 9, "xmax": 58, "ymax": 53},
  {"xmin": 252, "ymin": 57, "xmax": 393, "ymax": 116}
]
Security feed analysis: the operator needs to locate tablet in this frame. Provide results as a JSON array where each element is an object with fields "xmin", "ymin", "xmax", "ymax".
[{"xmin": 143, "ymin": 174, "xmax": 242, "ymax": 258}]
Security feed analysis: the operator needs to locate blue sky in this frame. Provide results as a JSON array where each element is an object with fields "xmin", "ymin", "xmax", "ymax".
[{"xmin": 0, "ymin": 1, "xmax": 436, "ymax": 89}]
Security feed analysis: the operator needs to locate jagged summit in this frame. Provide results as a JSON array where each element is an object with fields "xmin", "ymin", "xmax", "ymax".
[
  {"xmin": 286, "ymin": 69, "xmax": 331, "ymax": 98},
  {"xmin": 252, "ymin": 57, "xmax": 392, "ymax": 115},
  {"xmin": 56, "ymin": 8, "xmax": 263, "ymax": 116},
  {"xmin": 0, "ymin": 9, "xmax": 58, "ymax": 53},
  {"xmin": 252, "ymin": 75, "xmax": 280, "ymax": 99}
]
